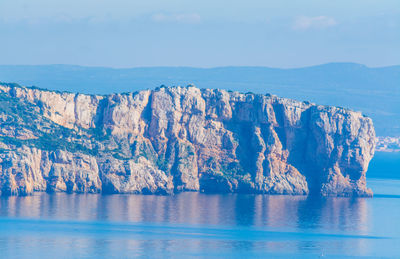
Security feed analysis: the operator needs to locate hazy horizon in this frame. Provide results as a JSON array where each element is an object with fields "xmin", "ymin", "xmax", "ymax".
[
  {"xmin": 0, "ymin": 62, "xmax": 399, "ymax": 70},
  {"xmin": 1, "ymin": 0, "xmax": 399, "ymax": 68}
]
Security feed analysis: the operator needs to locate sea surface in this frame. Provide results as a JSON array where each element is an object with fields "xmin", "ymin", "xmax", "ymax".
[{"xmin": 0, "ymin": 152, "xmax": 399, "ymax": 258}]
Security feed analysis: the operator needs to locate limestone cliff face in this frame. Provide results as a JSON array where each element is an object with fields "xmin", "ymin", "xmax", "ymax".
[{"xmin": 0, "ymin": 84, "xmax": 376, "ymax": 196}]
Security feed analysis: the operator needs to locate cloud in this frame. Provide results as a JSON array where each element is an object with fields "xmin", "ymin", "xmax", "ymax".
[
  {"xmin": 293, "ymin": 16, "xmax": 337, "ymax": 30},
  {"xmin": 151, "ymin": 13, "xmax": 201, "ymax": 24}
]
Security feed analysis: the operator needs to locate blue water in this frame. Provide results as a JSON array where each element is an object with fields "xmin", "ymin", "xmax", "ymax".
[
  {"xmin": 368, "ymin": 152, "xmax": 400, "ymax": 179},
  {"xmin": 0, "ymin": 152, "xmax": 399, "ymax": 258}
]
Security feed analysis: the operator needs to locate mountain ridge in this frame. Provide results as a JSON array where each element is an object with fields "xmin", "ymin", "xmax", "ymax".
[
  {"xmin": 0, "ymin": 63, "xmax": 398, "ymax": 136},
  {"xmin": 0, "ymin": 83, "xmax": 375, "ymax": 197}
]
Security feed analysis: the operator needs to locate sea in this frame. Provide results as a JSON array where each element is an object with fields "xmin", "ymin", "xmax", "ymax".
[{"xmin": 0, "ymin": 152, "xmax": 399, "ymax": 258}]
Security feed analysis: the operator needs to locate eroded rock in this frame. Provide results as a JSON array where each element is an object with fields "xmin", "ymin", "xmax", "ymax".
[{"xmin": 0, "ymin": 84, "xmax": 376, "ymax": 196}]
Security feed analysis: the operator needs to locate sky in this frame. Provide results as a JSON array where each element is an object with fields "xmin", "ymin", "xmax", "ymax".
[{"xmin": 0, "ymin": 0, "xmax": 399, "ymax": 68}]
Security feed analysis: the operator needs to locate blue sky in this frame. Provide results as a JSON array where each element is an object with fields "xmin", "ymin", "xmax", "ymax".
[{"xmin": 0, "ymin": 0, "xmax": 398, "ymax": 68}]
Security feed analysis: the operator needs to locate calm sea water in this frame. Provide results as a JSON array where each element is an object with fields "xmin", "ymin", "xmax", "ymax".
[{"xmin": 0, "ymin": 152, "xmax": 399, "ymax": 258}]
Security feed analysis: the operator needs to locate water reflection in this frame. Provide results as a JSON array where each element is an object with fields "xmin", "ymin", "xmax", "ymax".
[
  {"xmin": 0, "ymin": 193, "xmax": 368, "ymax": 231},
  {"xmin": 0, "ymin": 193, "xmax": 368, "ymax": 234},
  {"xmin": 0, "ymin": 192, "xmax": 387, "ymax": 258}
]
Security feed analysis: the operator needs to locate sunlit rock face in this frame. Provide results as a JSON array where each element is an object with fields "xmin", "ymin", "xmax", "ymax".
[{"xmin": 0, "ymin": 84, "xmax": 376, "ymax": 196}]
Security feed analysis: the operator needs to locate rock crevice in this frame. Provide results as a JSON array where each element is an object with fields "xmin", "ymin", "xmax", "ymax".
[{"xmin": 0, "ymin": 84, "xmax": 376, "ymax": 196}]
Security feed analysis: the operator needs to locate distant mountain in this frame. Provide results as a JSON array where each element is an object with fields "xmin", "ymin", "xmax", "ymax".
[{"xmin": 0, "ymin": 63, "xmax": 399, "ymax": 136}]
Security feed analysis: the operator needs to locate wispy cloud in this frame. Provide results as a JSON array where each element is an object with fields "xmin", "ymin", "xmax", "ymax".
[
  {"xmin": 151, "ymin": 13, "xmax": 201, "ymax": 24},
  {"xmin": 293, "ymin": 16, "xmax": 337, "ymax": 30}
]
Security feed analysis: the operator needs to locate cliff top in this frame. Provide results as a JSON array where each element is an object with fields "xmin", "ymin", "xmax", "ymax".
[{"xmin": 0, "ymin": 82, "xmax": 362, "ymax": 118}]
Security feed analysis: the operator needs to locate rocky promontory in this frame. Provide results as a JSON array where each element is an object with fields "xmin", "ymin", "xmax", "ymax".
[{"xmin": 0, "ymin": 83, "xmax": 376, "ymax": 196}]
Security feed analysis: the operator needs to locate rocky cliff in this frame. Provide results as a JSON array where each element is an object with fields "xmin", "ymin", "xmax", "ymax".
[{"xmin": 0, "ymin": 83, "xmax": 376, "ymax": 196}]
